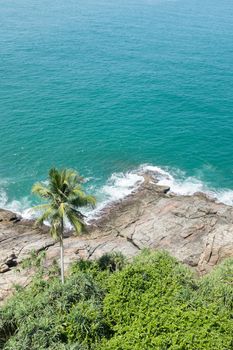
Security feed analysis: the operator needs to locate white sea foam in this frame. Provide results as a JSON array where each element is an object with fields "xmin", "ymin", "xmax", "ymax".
[
  {"xmin": 141, "ymin": 165, "xmax": 208, "ymax": 195},
  {"xmin": 84, "ymin": 171, "xmax": 144, "ymax": 221},
  {"xmin": 213, "ymin": 190, "xmax": 233, "ymax": 206},
  {"xmin": 102, "ymin": 172, "xmax": 144, "ymax": 201},
  {"xmin": 0, "ymin": 188, "xmax": 8, "ymax": 208},
  {"xmin": 0, "ymin": 178, "xmax": 33, "ymax": 216},
  {"xmin": 1, "ymin": 166, "xmax": 233, "ymax": 224},
  {"xmin": 0, "ymin": 189, "xmax": 32, "ymax": 217},
  {"xmin": 140, "ymin": 164, "xmax": 233, "ymax": 206},
  {"xmin": 0, "ymin": 172, "xmax": 144, "ymax": 224}
]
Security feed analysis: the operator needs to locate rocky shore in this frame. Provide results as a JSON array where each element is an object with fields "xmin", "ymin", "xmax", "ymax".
[{"xmin": 1, "ymin": 172, "xmax": 233, "ymax": 302}]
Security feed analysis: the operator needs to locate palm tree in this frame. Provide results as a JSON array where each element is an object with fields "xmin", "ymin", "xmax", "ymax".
[{"xmin": 32, "ymin": 168, "xmax": 96, "ymax": 283}]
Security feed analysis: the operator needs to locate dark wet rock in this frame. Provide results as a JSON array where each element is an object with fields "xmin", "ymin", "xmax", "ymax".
[{"xmin": 0, "ymin": 209, "xmax": 19, "ymax": 222}]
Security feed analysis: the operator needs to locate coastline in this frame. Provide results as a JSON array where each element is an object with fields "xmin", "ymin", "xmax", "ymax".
[
  {"xmin": 2, "ymin": 164, "xmax": 233, "ymax": 222},
  {"xmin": 1, "ymin": 170, "xmax": 233, "ymax": 302}
]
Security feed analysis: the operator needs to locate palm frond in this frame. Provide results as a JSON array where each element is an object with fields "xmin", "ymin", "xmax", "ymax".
[
  {"xmin": 32, "ymin": 167, "xmax": 96, "ymax": 237},
  {"xmin": 31, "ymin": 203, "xmax": 51, "ymax": 212},
  {"xmin": 31, "ymin": 183, "xmax": 53, "ymax": 199},
  {"xmin": 64, "ymin": 169, "xmax": 83, "ymax": 185},
  {"xmin": 49, "ymin": 168, "xmax": 63, "ymax": 194},
  {"xmin": 68, "ymin": 188, "xmax": 96, "ymax": 208},
  {"xmin": 34, "ymin": 207, "xmax": 55, "ymax": 227},
  {"xmin": 66, "ymin": 209, "xmax": 85, "ymax": 235}
]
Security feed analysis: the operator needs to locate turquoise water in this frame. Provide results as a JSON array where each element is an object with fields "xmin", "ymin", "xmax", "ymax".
[{"xmin": 1, "ymin": 0, "xmax": 233, "ymax": 213}]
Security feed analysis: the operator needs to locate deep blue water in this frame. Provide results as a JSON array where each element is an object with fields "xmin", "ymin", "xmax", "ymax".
[{"xmin": 1, "ymin": 0, "xmax": 233, "ymax": 213}]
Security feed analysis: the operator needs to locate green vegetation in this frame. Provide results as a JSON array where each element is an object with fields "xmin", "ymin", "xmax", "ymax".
[
  {"xmin": 0, "ymin": 251, "xmax": 233, "ymax": 349},
  {"xmin": 32, "ymin": 168, "xmax": 96, "ymax": 283}
]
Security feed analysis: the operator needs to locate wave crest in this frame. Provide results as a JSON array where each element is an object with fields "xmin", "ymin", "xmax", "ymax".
[{"xmin": 1, "ymin": 165, "xmax": 233, "ymax": 222}]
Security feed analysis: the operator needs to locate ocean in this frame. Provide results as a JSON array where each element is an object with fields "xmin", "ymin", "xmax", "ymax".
[{"xmin": 1, "ymin": 0, "xmax": 233, "ymax": 217}]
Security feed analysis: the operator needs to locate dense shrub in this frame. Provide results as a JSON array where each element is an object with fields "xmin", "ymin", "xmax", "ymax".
[
  {"xmin": 0, "ymin": 251, "xmax": 232, "ymax": 350},
  {"xmin": 99, "ymin": 251, "xmax": 233, "ymax": 350},
  {"xmin": 0, "ymin": 270, "xmax": 109, "ymax": 350}
]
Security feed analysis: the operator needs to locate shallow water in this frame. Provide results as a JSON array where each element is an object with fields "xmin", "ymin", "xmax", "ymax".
[{"xmin": 1, "ymin": 0, "xmax": 233, "ymax": 214}]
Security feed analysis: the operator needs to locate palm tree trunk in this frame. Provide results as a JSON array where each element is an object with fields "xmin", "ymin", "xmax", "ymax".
[{"xmin": 60, "ymin": 220, "xmax": 65, "ymax": 284}]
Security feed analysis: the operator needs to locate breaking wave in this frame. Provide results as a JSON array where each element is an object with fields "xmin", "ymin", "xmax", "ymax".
[{"xmin": 1, "ymin": 164, "xmax": 233, "ymax": 222}]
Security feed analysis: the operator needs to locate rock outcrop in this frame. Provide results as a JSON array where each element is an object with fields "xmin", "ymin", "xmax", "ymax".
[{"xmin": 1, "ymin": 173, "xmax": 233, "ymax": 302}]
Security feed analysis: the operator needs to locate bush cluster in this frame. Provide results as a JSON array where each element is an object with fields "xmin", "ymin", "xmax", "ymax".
[{"xmin": 0, "ymin": 251, "xmax": 232, "ymax": 349}]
